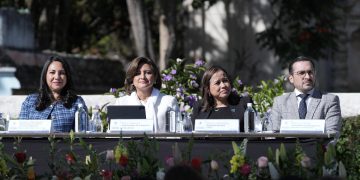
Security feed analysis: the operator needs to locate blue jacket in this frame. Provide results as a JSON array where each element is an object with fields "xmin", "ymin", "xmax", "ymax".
[{"xmin": 19, "ymin": 94, "xmax": 87, "ymax": 132}]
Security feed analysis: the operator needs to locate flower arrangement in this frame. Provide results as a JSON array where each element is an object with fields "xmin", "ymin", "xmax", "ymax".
[
  {"xmin": 42, "ymin": 133, "xmax": 161, "ymax": 179},
  {"xmin": 0, "ymin": 138, "xmax": 35, "ymax": 179},
  {"xmin": 257, "ymin": 140, "xmax": 347, "ymax": 180},
  {"xmin": 0, "ymin": 134, "xmax": 351, "ymax": 179},
  {"xmin": 160, "ymin": 58, "xmax": 206, "ymax": 112},
  {"xmin": 228, "ymin": 139, "xmax": 253, "ymax": 179}
]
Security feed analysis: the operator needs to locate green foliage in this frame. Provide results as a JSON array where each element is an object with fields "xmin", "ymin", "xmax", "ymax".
[
  {"xmin": 336, "ymin": 116, "xmax": 360, "ymax": 180},
  {"xmin": 256, "ymin": 0, "xmax": 341, "ymax": 68},
  {"xmin": 234, "ymin": 76, "xmax": 285, "ymax": 116},
  {"xmin": 267, "ymin": 140, "xmax": 346, "ymax": 179}
]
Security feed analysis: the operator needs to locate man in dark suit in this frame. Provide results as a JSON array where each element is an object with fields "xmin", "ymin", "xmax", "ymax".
[{"xmin": 270, "ymin": 56, "xmax": 341, "ymax": 133}]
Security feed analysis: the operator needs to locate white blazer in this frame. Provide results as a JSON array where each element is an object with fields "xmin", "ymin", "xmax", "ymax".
[{"xmin": 114, "ymin": 88, "xmax": 179, "ymax": 132}]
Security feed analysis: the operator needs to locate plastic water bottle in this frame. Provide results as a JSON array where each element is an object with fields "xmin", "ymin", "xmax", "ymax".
[
  {"xmin": 166, "ymin": 107, "xmax": 176, "ymax": 133},
  {"xmin": 75, "ymin": 104, "xmax": 88, "ymax": 133},
  {"xmin": 244, "ymin": 103, "xmax": 256, "ymax": 133},
  {"xmin": 176, "ymin": 112, "xmax": 183, "ymax": 133},
  {"xmin": 91, "ymin": 106, "xmax": 103, "ymax": 132},
  {"xmin": 0, "ymin": 113, "xmax": 5, "ymax": 131}
]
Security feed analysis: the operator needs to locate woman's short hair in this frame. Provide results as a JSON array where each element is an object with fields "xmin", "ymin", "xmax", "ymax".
[
  {"xmin": 200, "ymin": 66, "xmax": 239, "ymax": 112},
  {"xmin": 124, "ymin": 57, "xmax": 162, "ymax": 94},
  {"xmin": 36, "ymin": 56, "xmax": 76, "ymax": 111}
]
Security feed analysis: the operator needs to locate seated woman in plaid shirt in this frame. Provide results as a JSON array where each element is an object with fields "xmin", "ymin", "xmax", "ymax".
[{"xmin": 19, "ymin": 56, "xmax": 87, "ymax": 132}]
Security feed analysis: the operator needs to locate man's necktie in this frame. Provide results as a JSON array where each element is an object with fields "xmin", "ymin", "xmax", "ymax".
[{"xmin": 298, "ymin": 94, "xmax": 309, "ymax": 119}]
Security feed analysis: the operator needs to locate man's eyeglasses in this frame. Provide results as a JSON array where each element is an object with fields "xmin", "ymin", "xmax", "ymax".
[{"xmin": 293, "ymin": 70, "xmax": 314, "ymax": 77}]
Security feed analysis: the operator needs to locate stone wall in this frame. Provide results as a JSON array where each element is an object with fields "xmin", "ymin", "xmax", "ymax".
[
  {"xmin": 0, "ymin": 8, "xmax": 35, "ymax": 50},
  {"xmin": 3, "ymin": 49, "xmax": 125, "ymax": 94}
]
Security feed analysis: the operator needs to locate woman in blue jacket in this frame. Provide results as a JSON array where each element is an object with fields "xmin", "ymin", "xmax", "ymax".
[{"xmin": 19, "ymin": 56, "xmax": 87, "ymax": 132}]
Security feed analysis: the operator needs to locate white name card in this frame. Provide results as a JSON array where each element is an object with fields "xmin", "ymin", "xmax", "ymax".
[
  {"xmin": 7, "ymin": 120, "xmax": 52, "ymax": 133},
  {"xmin": 195, "ymin": 119, "xmax": 239, "ymax": 133},
  {"xmin": 280, "ymin": 119, "xmax": 325, "ymax": 134},
  {"xmin": 110, "ymin": 119, "xmax": 153, "ymax": 133}
]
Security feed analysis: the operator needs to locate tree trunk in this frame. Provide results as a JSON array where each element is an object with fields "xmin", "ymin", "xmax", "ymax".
[
  {"xmin": 158, "ymin": 0, "xmax": 176, "ymax": 70},
  {"xmin": 54, "ymin": 0, "xmax": 72, "ymax": 51},
  {"xmin": 126, "ymin": 0, "xmax": 155, "ymax": 60}
]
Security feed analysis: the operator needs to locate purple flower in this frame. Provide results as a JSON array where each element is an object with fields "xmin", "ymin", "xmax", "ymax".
[
  {"xmin": 190, "ymin": 80, "xmax": 199, "ymax": 88},
  {"xmin": 237, "ymin": 79, "xmax": 243, "ymax": 85},
  {"xmin": 190, "ymin": 74, "xmax": 197, "ymax": 80},
  {"xmin": 176, "ymin": 88, "xmax": 184, "ymax": 98},
  {"xmin": 176, "ymin": 87, "xmax": 183, "ymax": 93},
  {"xmin": 266, "ymin": 108, "xmax": 272, "ymax": 114},
  {"xmin": 241, "ymin": 92, "xmax": 249, "ymax": 97},
  {"xmin": 194, "ymin": 59, "xmax": 205, "ymax": 67},
  {"xmin": 109, "ymin": 88, "xmax": 116, "ymax": 93},
  {"xmin": 185, "ymin": 95, "xmax": 197, "ymax": 107},
  {"xmin": 170, "ymin": 69, "xmax": 177, "ymax": 75},
  {"xmin": 232, "ymin": 88, "xmax": 239, "ymax": 95},
  {"xmin": 163, "ymin": 75, "xmax": 173, "ymax": 81}
]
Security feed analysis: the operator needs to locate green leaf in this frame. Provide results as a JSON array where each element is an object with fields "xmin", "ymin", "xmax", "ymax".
[
  {"xmin": 338, "ymin": 161, "xmax": 347, "ymax": 178},
  {"xmin": 232, "ymin": 141, "xmax": 240, "ymax": 155},
  {"xmin": 279, "ymin": 143, "xmax": 287, "ymax": 162}
]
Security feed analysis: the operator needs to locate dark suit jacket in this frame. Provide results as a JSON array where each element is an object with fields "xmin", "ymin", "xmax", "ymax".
[{"xmin": 191, "ymin": 96, "xmax": 252, "ymax": 132}]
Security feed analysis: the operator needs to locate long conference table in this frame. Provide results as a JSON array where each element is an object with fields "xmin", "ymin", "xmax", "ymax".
[{"xmin": 0, "ymin": 132, "xmax": 335, "ymax": 174}]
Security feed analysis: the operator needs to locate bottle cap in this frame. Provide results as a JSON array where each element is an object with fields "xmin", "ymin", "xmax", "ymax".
[{"xmin": 247, "ymin": 103, "xmax": 252, "ymax": 107}]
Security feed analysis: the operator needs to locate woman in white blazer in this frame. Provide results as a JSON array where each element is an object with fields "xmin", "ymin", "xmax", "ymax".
[{"xmin": 114, "ymin": 57, "xmax": 179, "ymax": 132}]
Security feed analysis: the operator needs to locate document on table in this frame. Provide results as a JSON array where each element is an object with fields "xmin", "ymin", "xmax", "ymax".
[
  {"xmin": 195, "ymin": 119, "xmax": 239, "ymax": 133},
  {"xmin": 7, "ymin": 120, "xmax": 52, "ymax": 133},
  {"xmin": 280, "ymin": 119, "xmax": 325, "ymax": 134},
  {"xmin": 110, "ymin": 119, "xmax": 153, "ymax": 133}
]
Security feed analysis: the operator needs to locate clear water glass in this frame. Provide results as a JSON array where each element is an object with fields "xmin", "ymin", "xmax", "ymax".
[
  {"xmin": 176, "ymin": 112, "xmax": 183, "ymax": 133},
  {"xmin": 262, "ymin": 116, "xmax": 269, "ymax": 131},
  {"xmin": 182, "ymin": 112, "xmax": 193, "ymax": 133}
]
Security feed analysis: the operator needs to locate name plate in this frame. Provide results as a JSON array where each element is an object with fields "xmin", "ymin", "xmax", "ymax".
[
  {"xmin": 280, "ymin": 119, "xmax": 325, "ymax": 134},
  {"xmin": 195, "ymin": 119, "xmax": 239, "ymax": 133},
  {"xmin": 110, "ymin": 119, "xmax": 153, "ymax": 133},
  {"xmin": 7, "ymin": 120, "xmax": 52, "ymax": 133}
]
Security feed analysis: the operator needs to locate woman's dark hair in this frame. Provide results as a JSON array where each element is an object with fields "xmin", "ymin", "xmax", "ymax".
[
  {"xmin": 124, "ymin": 57, "xmax": 162, "ymax": 94},
  {"xmin": 36, "ymin": 56, "xmax": 77, "ymax": 111},
  {"xmin": 200, "ymin": 66, "xmax": 239, "ymax": 112}
]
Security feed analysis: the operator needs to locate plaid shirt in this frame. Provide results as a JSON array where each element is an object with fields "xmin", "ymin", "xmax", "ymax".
[{"xmin": 19, "ymin": 94, "xmax": 87, "ymax": 132}]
